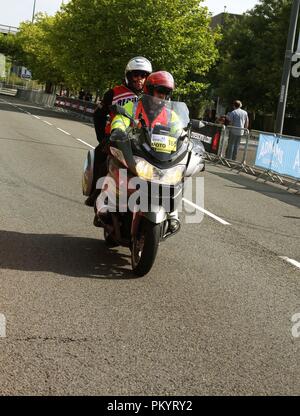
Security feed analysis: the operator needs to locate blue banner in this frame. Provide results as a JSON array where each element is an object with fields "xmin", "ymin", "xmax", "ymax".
[{"xmin": 255, "ymin": 134, "xmax": 300, "ymax": 179}]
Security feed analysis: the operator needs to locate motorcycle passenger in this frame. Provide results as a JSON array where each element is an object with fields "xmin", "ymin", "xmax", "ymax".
[{"xmin": 85, "ymin": 56, "xmax": 152, "ymax": 206}]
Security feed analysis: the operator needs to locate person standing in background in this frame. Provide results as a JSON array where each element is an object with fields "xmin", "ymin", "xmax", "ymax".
[{"xmin": 225, "ymin": 100, "xmax": 249, "ymax": 160}]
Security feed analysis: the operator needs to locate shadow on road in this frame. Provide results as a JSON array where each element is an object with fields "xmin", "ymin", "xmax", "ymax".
[
  {"xmin": 0, "ymin": 230, "xmax": 135, "ymax": 280},
  {"xmin": 207, "ymin": 167, "xmax": 300, "ymax": 210}
]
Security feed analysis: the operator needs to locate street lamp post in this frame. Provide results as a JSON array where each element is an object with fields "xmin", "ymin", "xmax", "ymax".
[
  {"xmin": 275, "ymin": 0, "xmax": 300, "ymax": 134},
  {"xmin": 32, "ymin": 0, "xmax": 37, "ymax": 23}
]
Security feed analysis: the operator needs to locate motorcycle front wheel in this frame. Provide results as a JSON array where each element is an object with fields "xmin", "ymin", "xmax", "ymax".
[{"xmin": 131, "ymin": 219, "xmax": 160, "ymax": 277}]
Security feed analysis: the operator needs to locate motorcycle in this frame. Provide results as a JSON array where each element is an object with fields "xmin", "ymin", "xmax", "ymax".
[{"xmin": 83, "ymin": 94, "xmax": 205, "ymax": 276}]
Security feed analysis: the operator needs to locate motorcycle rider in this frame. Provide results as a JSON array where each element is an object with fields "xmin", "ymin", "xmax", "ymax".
[{"xmin": 85, "ymin": 56, "xmax": 152, "ymax": 206}]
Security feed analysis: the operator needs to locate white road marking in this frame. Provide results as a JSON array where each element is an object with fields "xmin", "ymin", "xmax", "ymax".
[
  {"xmin": 76, "ymin": 138, "xmax": 95, "ymax": 149},
  {"xmin": 43, "ymin": 120, "xmax": 53, "ymax": 126},
  {"xmin": 182, "ymin": 198, "xmax": 231, "ymax": 225},
  {"xmin": 279, "ymin": 257, "xmax": 300, "ymax": 270},
  {"xmin": 57, "ymin": 127, "xmax": 71, "ymax": 135},
  {"xmin": 33, "ymin": 115, "xmax": 40, "ymax": 119}
]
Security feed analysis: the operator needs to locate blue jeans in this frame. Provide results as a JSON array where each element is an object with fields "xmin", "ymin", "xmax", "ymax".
[{"xmin": 225, "ymin": 133, "xmax": 242, "ymax": 160}]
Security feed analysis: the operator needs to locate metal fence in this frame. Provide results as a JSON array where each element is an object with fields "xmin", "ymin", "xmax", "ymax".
[
  {"xmin": 16, "ymin": 89, "xmax": 57, "ymax": 107},
  {"xmin": 195, "ymin": 121, "xmax": 300, "ymax": 193}
]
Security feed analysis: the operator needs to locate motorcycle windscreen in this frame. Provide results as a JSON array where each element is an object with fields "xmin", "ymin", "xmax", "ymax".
[{"xmin": 138, "ymin": 95, "xmax": 190, "ymax": 162}]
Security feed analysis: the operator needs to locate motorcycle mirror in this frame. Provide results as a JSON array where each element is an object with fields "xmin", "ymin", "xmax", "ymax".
[{"xmin": 191, "ymin": 119, "xmax": 205, "ymax": 130}]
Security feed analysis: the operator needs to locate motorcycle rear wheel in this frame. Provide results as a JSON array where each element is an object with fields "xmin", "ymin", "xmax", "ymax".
[{"xmin": 131, "ymin": 219, "xmax": 160, "ymax": 276}]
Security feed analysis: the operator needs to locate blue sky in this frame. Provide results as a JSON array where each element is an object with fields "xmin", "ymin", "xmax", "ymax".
[{"xmin": 0, "ymin": 0, "xmax": 260, "ymax": 28}]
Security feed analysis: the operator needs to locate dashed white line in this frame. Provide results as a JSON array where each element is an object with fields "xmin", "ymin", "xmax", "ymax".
[
  {"xmin": 57, "ymin": 127, "xmax": 71, "ymax": 135},
  {"xmin": 43, "ymin": 120, "xmax": 53, "ymax": 126},
  {"xmin": 182, "ymin": 198, "xmax": 231, "ymax": 225},
  {"xmin": 33, "ymin": 115, "xmax": 41, "ymax": 119},
  {"xmin": 76, "ymin": 138, "xmax": 95, "ymax": 149},
  {"xmin": 279, "ymin": 257, "xmax": 300, "ymax": 270}
]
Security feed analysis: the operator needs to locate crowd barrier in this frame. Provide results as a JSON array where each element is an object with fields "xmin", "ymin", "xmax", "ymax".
[
  {"xmin": 54, "ymin": 96, "xmax": 96, "ymax": 117},
  {"xmin": 255, "ymin": 134, "xmax": 300, "ymax": 179},
  {"xmin": 191, "ymin": 120, "xmax": 225, "ymax": 155},
  {"xmin": 192, "ymin": 120, "xmax": 300, "ymax": 192}
]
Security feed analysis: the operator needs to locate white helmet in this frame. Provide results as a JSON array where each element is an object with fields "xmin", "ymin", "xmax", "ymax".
[{"xmin": 125, "ymin": 56, "xmax": 152, "ymax": 85}]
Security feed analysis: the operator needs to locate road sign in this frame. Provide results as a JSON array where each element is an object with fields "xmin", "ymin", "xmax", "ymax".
[{"xmin": 20, "ymin": 67, "xmax": 32, "ymax": 79}]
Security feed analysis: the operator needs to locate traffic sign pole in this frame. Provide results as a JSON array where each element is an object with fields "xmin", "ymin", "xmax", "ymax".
[{"xmin": 275, "ymin": 0, "xmax": 300, "ymax": 134}]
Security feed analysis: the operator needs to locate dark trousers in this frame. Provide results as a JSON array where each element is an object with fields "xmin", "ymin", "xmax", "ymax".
[
  {"xmin": 225, "ymin": 133, "xmax": 242, "ymax": 161},
  {"xmin": 90, "ymin": 144, "xmax": 108, "ymax": 196}
]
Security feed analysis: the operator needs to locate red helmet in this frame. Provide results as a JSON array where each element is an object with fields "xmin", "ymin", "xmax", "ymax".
[{"xmin": 144, "ymin": 71, "xmax": 175, "ymax": 97}]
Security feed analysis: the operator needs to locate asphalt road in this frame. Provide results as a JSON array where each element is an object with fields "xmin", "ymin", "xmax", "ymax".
[{"xmin": 0, "ymin": 96, "xmax": 300, "ymax": 396}]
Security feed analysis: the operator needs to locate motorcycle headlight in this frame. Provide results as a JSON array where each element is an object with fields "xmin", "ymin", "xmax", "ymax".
[
  {"xmin": 135, "ymin": 158, "xmax": 154, "ymax": 181},
  {"xmin": 134, "ymin": 156, "xmax": 184, "ymax": 185}
]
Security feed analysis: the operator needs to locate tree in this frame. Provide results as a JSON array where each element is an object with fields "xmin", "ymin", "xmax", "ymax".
[
  {"xmin": 1, "ymin": 0, "xmax": 219, "ymax": 110},
  {"xmin": 0, "ymin": 14, "xmax": 65, "ymax": 92},
  {"xmin": 0, "ymin": 33, "xmax": 23, "ymax": 62},
  {"xmin": 212, "ymin": 0, "xmax": 300, "ymax": 118},
  {"xmin": 50, "ymin": 0, "xmax": 219, "ymax": 107},
  {"xmin": 14, "ymin": 14, "xmax": 65, "ymax": 91}
]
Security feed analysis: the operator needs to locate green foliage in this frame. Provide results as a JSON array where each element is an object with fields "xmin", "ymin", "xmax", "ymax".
[
  {"xmin": 1, "ymin": 0, "xmax": 219, "ymax": 107},
  {"xmin": 51, "ymin": 0, "xmax": 219, "ymax": 99},
  {"xmin": 0, "ymin": 33, "xmax": 23, "ymax": 62},
  {"xmin": 212, "ymin": 0, "xmax": 300, "ymax": 117},
  {"xmin": 14, "ymin": 14, "xmax": 65, "ymax": 85}
]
